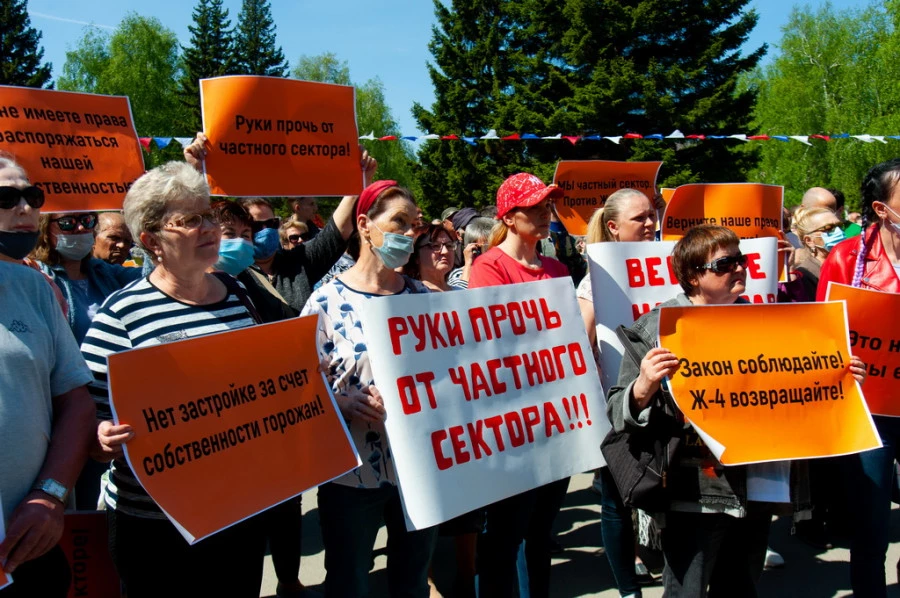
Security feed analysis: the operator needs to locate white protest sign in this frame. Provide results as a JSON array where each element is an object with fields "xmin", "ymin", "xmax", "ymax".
[
  {"xmin": 359, "ymin": 278, "xmax": 608, "ymax": 530},
  {"xmin": 586, "ymin": 237, "xmax": 779, "ymax": 391}
]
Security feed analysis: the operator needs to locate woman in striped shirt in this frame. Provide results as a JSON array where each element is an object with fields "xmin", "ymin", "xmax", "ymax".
[{"xmin": 80, "ymin": 162, "xmax": 266, "ymax": 598}]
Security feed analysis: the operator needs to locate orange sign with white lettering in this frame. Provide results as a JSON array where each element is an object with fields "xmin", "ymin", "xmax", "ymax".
[
  {"xmin": 661, "ymin": 183, "xmax": 783, "ymax": 240},
  {"xmin": 660, "ymin": 302, "xmax": 879, "ymax": 465},
  {"xmin": 201, "ymin": 76, "xmax": 363, "ymax": 197},
  {"xmin": 826, "ymin": 282, "xmax": 900, "ymax": 417},
  {"xmin": 552, "ymin": 160, "xmax": 662, "ymax": 236},
  {"xmin": 107, "ymin": 315, "xmax": 360, "ymax": 543},
  {"xmin": 0, "ymin": 86, "xmax": 144, "ymax": 212}
]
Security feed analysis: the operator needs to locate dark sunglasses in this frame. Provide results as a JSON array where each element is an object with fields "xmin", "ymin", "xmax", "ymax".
[
  {"xmin": 52, "ymin": 213, "xmax": 98, "ymax": 232},
  {"xmin": 251, "ymin": 217, "xmax": 281, "ymax": 234},
  {"xmin": 698, "ymin": 252, "xmax": 747, "ymax": 274},
  {"xmin": 811, "ymin": 222, "xmax": 840, "ymax": 235},
  {"xmin": 287, "ymin": 234, "xmax": 302, "ymax": 244},
  {"xmin": 0, "ymin": 185, "xmax": 45, "ymax": 210}
]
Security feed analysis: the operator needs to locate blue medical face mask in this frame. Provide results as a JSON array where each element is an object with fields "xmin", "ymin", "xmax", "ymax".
[
  {"xmin": 0, "ymin": 230, "xmax": 38, "ymax": 260},
  {"xmin": 253, "ymin": 227, "xmax": 281, "ymax": 260},
  {"xmin": 820, "ymin": 227, "xmax": 845, "ymax": 250},
  {"xmin": 215, "ymin": 238, "xmax": 255, "ymax": 276},
  {"xmin": 371, "ymin": 222, "xmax": 414, "ymax": 269}
]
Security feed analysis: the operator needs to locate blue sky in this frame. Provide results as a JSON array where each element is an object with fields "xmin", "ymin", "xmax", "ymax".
[{"xmin": 28, "ymin": 0, "xmax": 867, "ymax": 137}]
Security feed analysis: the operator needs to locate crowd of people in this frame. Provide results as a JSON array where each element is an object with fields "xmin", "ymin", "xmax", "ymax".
[{"xmin": 1, "ymin": 141, "xmax": 899, "ymax": 598}]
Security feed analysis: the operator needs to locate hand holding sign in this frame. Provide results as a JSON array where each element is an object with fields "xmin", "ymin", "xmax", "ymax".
[{"xmin": 633, "ymin": 347, "xmax": 681, "ymax": 409}]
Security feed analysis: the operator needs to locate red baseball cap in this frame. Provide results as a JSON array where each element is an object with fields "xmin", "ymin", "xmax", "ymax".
[{"xmin": 495, "ymin": 173, "xmax": 564, "ymax": 218}]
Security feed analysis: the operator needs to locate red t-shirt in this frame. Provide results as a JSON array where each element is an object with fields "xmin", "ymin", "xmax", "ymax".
[{"xmin": 468, "ymin": 246, "xmax": 570, "ymax": 288}]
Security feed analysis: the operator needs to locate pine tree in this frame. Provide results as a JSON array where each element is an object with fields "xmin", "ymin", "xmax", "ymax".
[
  {"xmin": 232, "ymin": 0, "xmax": 287, "ymax": 77},
  {"xmin": 179, "ymin": 0, "xmax": 235, "ymax": 132},
  {"xmin": 415, "ymin": 0, "xmax": 766, "ymax": 210},
  {"xmin": 0, "ymin": 0, "xmax": 52, "ymax": 88},
  {"xmin": 412, "ymin": 0, "xmax": 524, "ymax": 214}
]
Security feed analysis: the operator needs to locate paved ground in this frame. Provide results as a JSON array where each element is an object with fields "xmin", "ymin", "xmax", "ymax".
[{"xmin": 259, "ymin": 472, "xmax": 900, "ymax": 597}]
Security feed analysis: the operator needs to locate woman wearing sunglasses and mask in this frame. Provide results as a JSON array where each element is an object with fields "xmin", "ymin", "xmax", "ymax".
[
  {"xmin": 31, "ymin": 211, "xmax": 141, "ymax": 346},
  {"xmin": 81, "ymin": 162, "xmax": 269, "ymax": 598},
  {"xmin": 817, "ymin": 159, "xmax": 900, "ymax": 596},
  {"xmin": 609, "ymin": 224, "xmax": 865, "ymax": 596}
]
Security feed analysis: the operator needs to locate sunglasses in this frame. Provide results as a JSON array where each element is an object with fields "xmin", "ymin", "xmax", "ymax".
[
  {"xmin": 287, "ymin": 234, "xmax": 303, "ymax": 244},
  {"xmin": 698, "ymin": 252, "xmax": 747, "ymax": 274},
  {"xmin": 0, "ymin": 185, "xmax": 45, "ymax": 210},
  {"xmin": 251, "ymin": 217, "xmax": 281, "ymax": 234},
  {"xmin": 811, "ymin": 222, "xmax": 840, "ymax": 235},
  {"xmin": 164, "ymin": 211, "xmax": 218, "ymax": 230},
  {"xmin": 52, "ymin": 213, "xmax": 98, "ymax": 232}
]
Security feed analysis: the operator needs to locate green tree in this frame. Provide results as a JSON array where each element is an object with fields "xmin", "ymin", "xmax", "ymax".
[
  {"xmin": 179, "ymin": 0, "xmax": 235, "ymax": 133},
  {"xmin": 0, "ymin": 0, "xmax": 52, "ymax": 88},
  {"xmin": 750, "ymin": 2, "xmax": 900, "ymax": 208},
  {"xmin": 292, "ymin": 53, "xmax": 421, "ymax": 208},
  {"xmin": 415, "ymin": 0, "xmax": 766, "ymax": 213},
  {"xmin": 413, "ymin": 0, "xmax": 520, "ymax": 214},
  {"xmin": 233, "ymin": 0, "xmax": 287, "ymax": 76},
  {"xmin": 58, "ymin": 14, "xmax": 189, "ymax": 166}
]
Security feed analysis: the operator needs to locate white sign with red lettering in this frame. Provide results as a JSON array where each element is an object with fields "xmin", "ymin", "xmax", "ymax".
[
  {"xmin": 359, "ymin": 278, "xmax": 608, "ymax": 530},
  {"xmin": 586, "ymin": 237, "xmax": 779, "ymax": 391}
]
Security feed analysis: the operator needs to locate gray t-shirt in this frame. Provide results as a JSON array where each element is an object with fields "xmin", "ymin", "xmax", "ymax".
[{"xmin": 0, "ymin": 261, "xmax": 92, "ymax": 522}]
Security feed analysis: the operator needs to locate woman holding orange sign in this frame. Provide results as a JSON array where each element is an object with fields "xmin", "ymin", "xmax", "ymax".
[
  {"xmin": 82, "ymin": 162, "xmax": 267, "ymax": 598},
  {"xmin": 608, "ymin": 224, "xmax": 865, "ymax": 597},
  {"xmin": 818, "ymin": 158, "xmax": 900, "ymax": 597}
]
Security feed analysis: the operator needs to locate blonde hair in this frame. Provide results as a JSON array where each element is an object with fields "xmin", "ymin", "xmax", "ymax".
[
  {"xmin": 487, "ymin": 220, "xmax": 507, "ymax": 248},
  {"xmin": 0, "ymin": 152, "xmax": 28, "ymax": 181},
  {"xmin": 792, "ymin": 206, "xmax": 834, "ymax": 238},
  {"xmin": 280, "ymin": 216, "xmax": 308, "ymax": 245},
  {"xmin": 585, "ymin": 188, "xmax": 648, "ymax": 243}
]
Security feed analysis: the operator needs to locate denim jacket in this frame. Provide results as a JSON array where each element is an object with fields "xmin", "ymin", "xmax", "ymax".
[
  {"xmin": 38, "ymin": 258, "xmax": 143, "ymax": 330},
  {"xmin": 606, "ymin": 294, "xmax": 811, "ymax": 519}
]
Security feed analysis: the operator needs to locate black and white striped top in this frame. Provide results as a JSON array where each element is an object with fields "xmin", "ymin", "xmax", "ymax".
[{"xmin": 81, "ymin": 275, "xmax": 255, "ymax": 519}]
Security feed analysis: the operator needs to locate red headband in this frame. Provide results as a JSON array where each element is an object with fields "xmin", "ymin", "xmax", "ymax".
[{"xmin": 356, "ymin": 180, "xmax": 399, "ymax": 222}]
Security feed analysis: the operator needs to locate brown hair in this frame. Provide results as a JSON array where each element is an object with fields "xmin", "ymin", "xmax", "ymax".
[
  {"xmin": 672, "ymin": 225, "xmax": 739, "ymax": 296},
  {"xmin": 402, "ymin": 224, "xmax": 451, "ymax": 280},
  {"xmin": 211, "ymin": 200, "xmax": 252, "ymax": 229}
]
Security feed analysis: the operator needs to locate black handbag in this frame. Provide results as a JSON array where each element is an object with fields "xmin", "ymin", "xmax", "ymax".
[{"xmin": 600, "ymin": 325, "xmax": 682, "ymax": 512}]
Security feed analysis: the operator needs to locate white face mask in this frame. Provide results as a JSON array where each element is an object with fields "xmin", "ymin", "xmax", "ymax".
[
  {"xmin": 56, "ymin": 232, "xmax": 95, "ymax": 261},
  {"xmin": 883, "ymin": 204, "xmax": 900, "ymax": 235}
]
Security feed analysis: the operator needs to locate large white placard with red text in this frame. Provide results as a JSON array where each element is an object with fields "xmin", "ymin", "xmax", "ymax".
[{"xmin": 359, "ymin": 278, "xmax": 608, "ymax": 530}]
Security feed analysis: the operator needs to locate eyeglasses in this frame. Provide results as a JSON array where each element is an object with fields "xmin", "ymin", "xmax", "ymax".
[
  {"xmin": 164, "ymin": 211, "xmax": 218, "ymax": 230},
  {"xmin": 251, "ymin": 217, "xmax": 281, "ymax": 234},
  {"xmin": 426, "ymin": 241, "xmax": 458, "ymax": 252},
  {"xmin": 698, "ymin": 252, "xmax": 747, "ymax": 274},
  {"xmin": 0, "ymin": 185, "xmax": 45, "ymax": 210},
  {"xmin": 287, "ymin": 234, "xmax": 302, "ymax": 244},
  {"xmin": 811, "ymin": 222, "xmax": 840, "ymax": 235},
  {"xmin": 52, "ymin": 213, "xmax": 98, "ymax": 232}
]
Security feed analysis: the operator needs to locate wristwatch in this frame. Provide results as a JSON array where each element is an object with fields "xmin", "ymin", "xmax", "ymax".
[{"xmin": 31, "ymin": 478, "xmax": 69, "ymax": 504}]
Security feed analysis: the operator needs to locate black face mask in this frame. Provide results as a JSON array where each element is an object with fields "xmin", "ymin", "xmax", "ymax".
[{"xmin": 0, "ymin": 230, "xmax": 38, "ymax": 260}]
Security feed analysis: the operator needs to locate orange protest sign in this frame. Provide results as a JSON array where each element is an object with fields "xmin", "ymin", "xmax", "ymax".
[
  {"xmin": 201, "ymin": 76, "xmax": 363, "ymax": 197},
  {"xmin": 107, "ymin": 315, "xmax": 360, "ymax": 543},
  {"xmin": 826, "ymin": 283, "xmax": 900, "ymax": 417},
  {"xmin": 552, "ymin": 160, "xmax": 662, "ymax": 235},
  {"xmin": 660, "ymin": 188, "xmax": 675, "ymax": 205},
  {"xmin": 0, "ymin": 86, "xmax": 144, "ymax": 212},
  {"xmin": 61, "ymin": 512, "xmax": 120, "ymax": 598},
  {"xmin": 661, "ymin": 183, "xmax": 783, "ymax": 241},
  {"xmin": 660, "ymin": 302, "xmax": 879, "ymax": 465}
]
